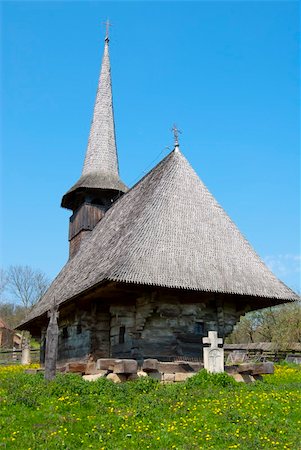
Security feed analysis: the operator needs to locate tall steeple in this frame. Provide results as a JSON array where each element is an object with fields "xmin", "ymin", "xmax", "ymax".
[
  {"xmin": 62, "ymin": 27, "xmax": 127, "ymax": 258},
  {"xmin": 81, "ymin": 28, "xmax": 120, "ymax": 183}
]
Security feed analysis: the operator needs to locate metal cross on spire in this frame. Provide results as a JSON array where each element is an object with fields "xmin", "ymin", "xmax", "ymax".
[
  {"xmin": 104, "ymin": 19, "xmax": 112, "ymax": 41},
  {"xmin": 171, "ymin": 124, "xmax": 182, "ymax": 149}
]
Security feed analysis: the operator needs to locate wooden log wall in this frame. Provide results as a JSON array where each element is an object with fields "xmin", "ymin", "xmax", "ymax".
[
  {"xmin": 91, "ymin": 303, "xmax": 110, "ymax": 359},
  {"xmin": 41, "ymin": 289, "xmax": 243, "ymax": 364},
  {"xmin": 108, "ymin": 292, "xmax": 240, "ymax": 360}
]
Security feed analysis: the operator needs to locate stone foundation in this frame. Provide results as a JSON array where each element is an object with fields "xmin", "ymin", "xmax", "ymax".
[{"xmin": 46, "ymin": 358, "xmax": 274, "ymax": 384}]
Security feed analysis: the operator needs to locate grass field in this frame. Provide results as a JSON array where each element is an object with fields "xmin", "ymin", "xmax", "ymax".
[{"xmin": 0, "ymin": 364, "xmax": 300, "ymax": 449}]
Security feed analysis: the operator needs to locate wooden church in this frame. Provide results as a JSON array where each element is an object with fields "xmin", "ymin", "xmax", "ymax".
[{"xmin": 20, "ymin": 31, "xmax": 298, "ymax": 364}]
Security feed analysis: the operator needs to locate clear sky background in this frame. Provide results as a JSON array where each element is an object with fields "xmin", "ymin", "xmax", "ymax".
[{"xmin": 1, "ymin": 1, "xmax": 300, "ymax": 294}]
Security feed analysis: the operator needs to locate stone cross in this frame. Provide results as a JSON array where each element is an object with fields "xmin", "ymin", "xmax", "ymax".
[
  {"xmin": 21, "ymin": 337, "xmax": 31, "ymax": 365},
  {"xmin": 44, "ymin": 301, "xmax": 59, "ymax": 381},
  {"xmin": 203, "ymin": 331, "xmax": 223, "ymax": 348},
  {"xmin": 202, "ymin": 331, "xmax": 224, "ymax": 373}
]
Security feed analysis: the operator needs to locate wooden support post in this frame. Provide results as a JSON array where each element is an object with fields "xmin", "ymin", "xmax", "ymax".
[
  {"xmin": 215, "ymin": 295, "xmax": 225, "ymax": 338},
  {"xmin": 44, "ymin": 302, "xmax": 59, "ymax": 381}
]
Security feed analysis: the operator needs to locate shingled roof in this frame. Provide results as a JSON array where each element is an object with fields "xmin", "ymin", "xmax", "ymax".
[
  {"xmin": 21, "ymin": 148, "xmax": 298, "ymax": 326},
  {"xmin": 61, "ymin": 36, "xmax": 127, "ymax": 210}
]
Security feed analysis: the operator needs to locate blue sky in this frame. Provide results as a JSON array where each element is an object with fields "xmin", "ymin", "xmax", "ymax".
[{"xmin": 1, "ymin": 1, "xmax": 300, "ymax": 293}]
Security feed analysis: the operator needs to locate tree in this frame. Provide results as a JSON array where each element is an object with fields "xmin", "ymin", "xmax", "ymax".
[
  {"xmin": 7, "ymin": 265, "xmax": 49, "ymax": 309},
  {"xmin": 0, "ymin": 268, "xmax": 8, "ymax": 300},
  {"xmin": 227, "ymin": 301, "xmax": 301, "ymax": 345},
  {"xmin": 226, "ymin": 313, "xmax": 259, "ymax": 343},
  {"xmin": 0, "ymin": 265, "xmax": 50, "ymax": 329},
  {"xmin": 0, "ymin": 302, "xmax": 26, "ymax": 329}
]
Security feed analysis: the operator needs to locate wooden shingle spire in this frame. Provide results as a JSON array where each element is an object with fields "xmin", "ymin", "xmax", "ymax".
[
  {"xmin": 82, "ymin": 26, "xmax": 119, "ymax": 181},
  {"xmin": 61, "ymin": 27, "xmax": 127, "ymax": 211}
]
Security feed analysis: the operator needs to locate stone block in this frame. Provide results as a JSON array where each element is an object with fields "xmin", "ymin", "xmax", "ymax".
[
  {"xmin": 85, "ymin": 360, "xmax": 97, "ymax": 375},
  {"xmin": 142, "ymin": 358, "xmax": 159, "ymax": 372},
  {"xmin": 65, "ymin": 362, "xmax": 87, "ymax": 374},
  {"xmin": 286, "ymin": 355, "xmax": 301, "ymax": 365},
  {"xmin": 113, "ymin": 359, "xmax": 138, "ymax": 374},
  {"xmin": 158, "ymin": 361, "xmax": 202, "ymax": 374},
  {"xmin": 113, "ymin": 359, "xmax": 125, "ymax": 373},
  {"xmin": 158, "ymin": 362, "xmax": 185, "ymax": 374},
  {"xmin": 137, "ymin": 370, "xmax": 148, "ymax": 377},
  {"xmin": 127, "ymin": 373, "xmax": 139, "ymax": 381},
  {"xmin": 174, "ymin": 362, "xmax": 201, "ymax": 373},
  {"xmin": 225, "ymin": 365, "xmax": 239, "ymax": 375},
  {"xmin": 163, "ymin": 373, "xmax": 175, "ymax": 383},
  {"xmin": 174, "ymin": 372, "xmax": 196, "ymax": 382},
  {"xmin": 229, "ymin": 373, "xmax": 256, "ymax": 383},
  {"xmin": 148, "ymin": 371, "xmax": 162, "ymax": 381},
  {"xmin": 186, "ymin": 362, "xmax": 203, "ymax": 372},
  {"xmin": 96, "ymin": 358, "xmax": 116, "ymax": 371},
  {"xmin": 83, "ymin": 371, "xmax": 107, "ymax": 382},
  {"xmin": 241, "ymin": 374, "xmax": 253, "ymax": 384},
  {"xmin": 253, "ymin": 374, "xmax": 263, "ymax": 381},
  {"xmin": 230, "ymin": 373, "xmax": 245, "ymax": 383},
  {"xmin": 237, "ymin": 362, "xmax": 274, "ymax": 375},
  {"xmin": 106, "ymin": 373, "xmax": 127, "ymax": 383}
]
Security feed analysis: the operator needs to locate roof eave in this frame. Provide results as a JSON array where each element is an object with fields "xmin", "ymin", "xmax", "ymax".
[
  {"xmin": 18, "ymin": 277, "xmax": 299, "ymax": 331},
  {"xmin": 61, "ymin": 186, "xmax": 127, "ymax": 210}
]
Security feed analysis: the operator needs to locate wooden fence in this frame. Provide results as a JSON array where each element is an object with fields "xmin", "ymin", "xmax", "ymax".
[
  {"xmin": 224, "ymin": 342, "xmax": 301, "ymax": 362},
  {"xmin": 0, "ymin": 348, "xmax": 40, "ymax": 365}
]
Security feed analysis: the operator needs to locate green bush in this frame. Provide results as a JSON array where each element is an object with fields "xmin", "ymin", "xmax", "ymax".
[{"xmin": 186, "ymin": 369, "xmax": 237, "ymax": 388}]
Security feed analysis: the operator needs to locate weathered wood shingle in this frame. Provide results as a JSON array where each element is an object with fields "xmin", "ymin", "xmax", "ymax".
[{"xmin": 21, "ymin": 148, "xmax": 299, "ymax": 327}]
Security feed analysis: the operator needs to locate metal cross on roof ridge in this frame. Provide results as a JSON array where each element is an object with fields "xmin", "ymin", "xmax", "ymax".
[
  {"xmin": 104, "ymin": 19, "xmax": 112, "ymax": 41},
  {"xmin": 171, "ymin": 124, "xmax": 182, "ymax": 147}
]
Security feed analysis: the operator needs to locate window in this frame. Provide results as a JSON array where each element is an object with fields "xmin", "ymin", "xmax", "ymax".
[
  {"xmin": 62, "ymin": 327, "xmax": 69, "ymax": 339},
  {"xmin": 91, "ymin": 198, "xmax": 104, "ymax": 206},
  {"xmin": 119, "ymin": 326, "xmax": 125, "ymax": 344},
  {"xmin": 194, "ymin": 321, "xmax": 204, "ymax": 335}
]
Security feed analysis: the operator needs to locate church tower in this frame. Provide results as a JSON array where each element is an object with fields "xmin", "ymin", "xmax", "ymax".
[{"xmin": 61, "ymin": 28, "xmax": 127, "ymax": 258}]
